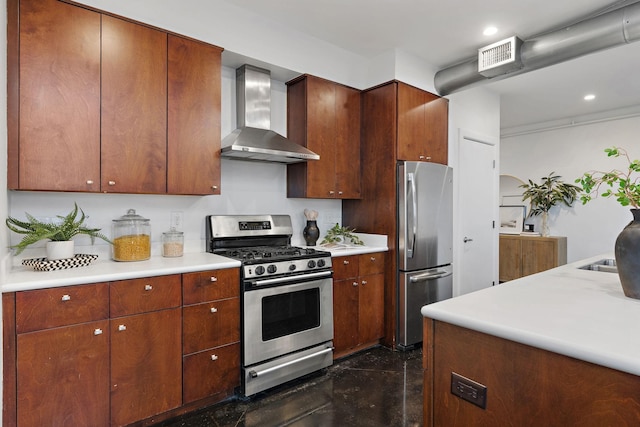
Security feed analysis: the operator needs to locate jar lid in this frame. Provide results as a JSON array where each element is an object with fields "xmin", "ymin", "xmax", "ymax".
[
  {"xmin": 162, "ymin": 229, "xmax": 183, "ymax": 236},
  {"xmin": 113, "ymin": 208, "xmax": 150, "ymax": 223}
]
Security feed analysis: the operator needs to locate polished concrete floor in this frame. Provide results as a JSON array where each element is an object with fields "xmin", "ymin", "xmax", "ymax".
[{"xmin": 156, "ymin": 346, "xmax": 423, "ymax": 427}]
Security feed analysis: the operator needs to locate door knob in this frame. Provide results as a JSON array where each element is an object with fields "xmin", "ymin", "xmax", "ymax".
[{"xmin": 463, "ymin": 237, "xmax": 474, "ymax": 243}]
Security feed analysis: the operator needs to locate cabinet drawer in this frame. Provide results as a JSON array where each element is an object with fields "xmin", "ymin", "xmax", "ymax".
[
  {"xmin": 16, "ymin": 283, "xmax": 109, "ymax": 333},
  {"xmin": 183, "ymin": 297, "xmax": 240, "ymax": 355},
  {"xmin": 183, "ymin": 268, "xmax": 240, "ymax": 305},
  {"xmin": 110, "ymin": 275, "xmax": 181, "ymax": 317},
  {"xmin": 183, "ymin": 342, "xmax": 240, "ymax": 404},
  {"xmin": 359, "ymin": 252, "xmax": 385, "ymax": 276},
  {"xmin": 333, "ymin": 256, "xmax": 359, "ymax": 280}
]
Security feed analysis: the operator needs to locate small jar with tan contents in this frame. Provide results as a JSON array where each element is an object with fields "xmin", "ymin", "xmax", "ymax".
[
  {"xmin": 161, "ymin": 229, "xmax": 183, "ymax": 257},
  {"xmin": 112, "ymin": 209, "xmax": 151, "ymax": 261}
]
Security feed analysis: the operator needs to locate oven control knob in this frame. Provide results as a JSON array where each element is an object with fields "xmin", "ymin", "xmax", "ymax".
[
  {"xmin": 255, "ymin": 266, "xmax": 265, "ymax": 275},
  {"xmin": 317, "ymin": 259, "xmax": 326, "ymax": 268},
  {"xmin": 267, "ymin": 265, "xmax": 277, "ymax": 274},
  {"xmin": 307, "ymin": 260, "xmax": 317, "ymax": 268},
  {"xmin": 289, "ymin": 264, "xmax": 297, "ymax": 271}
]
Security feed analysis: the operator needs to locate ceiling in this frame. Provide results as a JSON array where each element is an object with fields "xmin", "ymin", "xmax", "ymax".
[{"xmin": 220, "ymin": 0, "xmax": 640, "ymax": 132}]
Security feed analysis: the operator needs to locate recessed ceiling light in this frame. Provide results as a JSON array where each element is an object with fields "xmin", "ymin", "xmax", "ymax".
[
  {"xmin": 483, "ymin": 26, "xmax": 498, "ymax": 36},
  {"xmin": 584, "ymin": 94, "xmax": 596, "ymax": 101}
]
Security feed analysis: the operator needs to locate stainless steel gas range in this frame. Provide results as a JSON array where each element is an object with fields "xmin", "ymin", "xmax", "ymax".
[{"xmin": 206, "ymin": 214, "xmax": 334, "ymax": 396}]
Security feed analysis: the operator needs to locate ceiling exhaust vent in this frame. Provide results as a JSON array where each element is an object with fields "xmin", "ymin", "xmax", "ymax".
[{"xmin": 478, "ymin": 36, "xmax": 523, "ymax": 77}]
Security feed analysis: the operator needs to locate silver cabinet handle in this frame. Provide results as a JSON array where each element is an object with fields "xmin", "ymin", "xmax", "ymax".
[
  {"xmin": 86, "ymin": 180, "xmax": 94, "ymax": 185},
  {"xmin": 329, "ymin": 190, "xmax": 335, "ymax": 195},
  {"xmin": 370, "ymin": 257, "xmax": 376, "ymax": 262},
  {"xmin": 61, "ymin": 294, "xmax": 71, "ymax": 302},
  {"xmin": 463, "ymin": 237, "xmax": 474, "ymax": 243},
  {"xmin": 211, "ymin": 354, "xmax": 218, "ymax": 361},
  {"xmin": 212, "ymin": 185, "xmax": 218, "ymax": 190},
  {"xmin": 144, "ymin": 284, "xmax": 153, "ymax": 291},
  {"xmin": 361, "ymin": 280, "xmax": 368, "ymax": 285},
  {"xmin": 210, "ymin": 276, "xmax": 218, "ymax": 282},
  {"xmin": 108, "ymin": 180, "xmax": 116, "ymax": 186},
  {"xmin": 338, "ymin": 191, "xmax": 343, "ymax": 195},
  {"xmin": 343, "ymin": 260, "xmax": 349, "ymax": 265},
  {"xmin": 352, "ymin": 281, "xmax": 358, "ymax": 287},
  {"xmin": 118, "ymin": 324, "xmax": 126, "ymax": 331},
  {"xmin": 94, "ymin": 328, "xmax": 103, "ymax": 335},
  {"xmin": 210, "ymin": 307, "xmax": 218, "ymax": 313}
]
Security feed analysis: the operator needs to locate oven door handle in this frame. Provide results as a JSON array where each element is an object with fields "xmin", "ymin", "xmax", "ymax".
[
  {"xmin": 253, "ymin": 270, "xmax": 332, "ymax": 286},
  {"xmin": 249, "ymin": 347, "xmax": 334, "ymax": 378}
]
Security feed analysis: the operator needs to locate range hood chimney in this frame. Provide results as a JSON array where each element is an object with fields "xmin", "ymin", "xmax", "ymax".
[
  {"xmin": 434, "ymin": 1, "xmax": 640, "ymax": 95},
  {"xmin": 221, "ymin": 65, "xmax": 319, "ymax": 163}
]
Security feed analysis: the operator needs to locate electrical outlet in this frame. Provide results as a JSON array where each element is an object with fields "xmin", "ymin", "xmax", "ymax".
[
  {"xmin": 451, "ymin": 372, "xmax": 487, "ymax": 409},
  {"xmin": 170, "ymin": 211, "xmax": 183, "ymax": 231}
]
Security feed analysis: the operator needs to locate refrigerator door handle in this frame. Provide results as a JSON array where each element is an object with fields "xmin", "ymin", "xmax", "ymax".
[
  {"xmin": 409, "ymin": 270, "xmax": 453, "ymax": 283},
  {"xmin": 407, "ymin": 172, "xmax": 417, "ymax": 258}
]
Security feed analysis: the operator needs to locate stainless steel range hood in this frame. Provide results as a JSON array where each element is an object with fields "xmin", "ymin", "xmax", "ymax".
[{"xmin": 221, "ymin": 65, "xmax": 319, "ymax": 163}]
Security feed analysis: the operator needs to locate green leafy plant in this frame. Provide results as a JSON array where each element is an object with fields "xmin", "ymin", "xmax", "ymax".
[
  {"xmin": 321, "ymin": 223, "xmax": 364, "ymax": 246},
  {"xmin": 575, "ymin": 147, "xmax": 640, "ymax": 209},
  {"xmin": 6, "ymin": 203, "xmax": 112, "ymax": 255},
  {"xmin": 520, "ymin": 172, "xmax": 582, "ymax": 216}
]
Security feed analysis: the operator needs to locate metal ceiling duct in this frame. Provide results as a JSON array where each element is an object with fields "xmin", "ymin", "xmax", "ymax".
[{"xmin": 434, "ymin": 1, "xmax": 640, "ymax": 95}]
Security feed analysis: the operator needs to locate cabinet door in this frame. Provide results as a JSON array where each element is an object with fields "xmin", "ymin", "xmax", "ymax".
[
  {"xmin": 358, "ymin": 273, "xmax": 385, "ymax": 345},
  {"xmin": 111, "ymin": 308, "xmax": 181, "ymax": 426},
  {"xmin": 335, "ymin": 84, "xmax": 361, "ymax": 198},
  {"xmin": 101, "ymin": 15, "xmax": 167, "ymax": 194},
  {"xmin": 16, "ymin": 0, "xmax": 100, "ymax": 191},
  {"xmin": 499, "ymin": 236, "xmax": 522, "ymax": 281},
  {"xmin": 397, "ymin": 83, "xmax": 448, "ymax": 164},
  {"xmin": 333, "ymin": 278, "xmax": 360, "ymax": 354},
  {"xmin": 168, "ymin": 35, "xmax": 222, "ymax": 195},
  {"xmin": 17, "ymin": 320, "xmax": 109, "ymax": 427},
  {"xmin": 306, "ymin": 76, "xmax": 337, "ymax": 198},
  {"xmin": 183, "ymin": 342, "xmax": 240, "ymax": 404},
  {"xmin": 333, "ymin": 255, "xmax": 359, "ymax": 281},
  {"xmin": 522, "ymin": 239, "xmax": 558, "ymax": 277},
  {"xmin": 183, "ymin": 298, "xmax": 240, "ymax": 355},
  {"xmin": 182, "ymin": 268, "xmax": 240, "ymax": 306}
]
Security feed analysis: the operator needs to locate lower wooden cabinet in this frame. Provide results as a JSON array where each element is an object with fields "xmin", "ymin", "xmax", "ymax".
[
  {"xmin": 499, "ymin": 235, "xmax": 567, "ymax": 282},
  {"xmin": 333, "ymin": 252, "xmax": 385, "ymax": 358},
  {"xmin": 3, "ymin": 268, "xmax": 241, "ymax": 427}
]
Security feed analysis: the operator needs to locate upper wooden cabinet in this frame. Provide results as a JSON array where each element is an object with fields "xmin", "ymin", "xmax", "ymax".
[
  {"xmin": 286, "ymin": 75, "xmax": 361, "ymax": 199},
  {"xmin": 11, "ymin": 0, "xmax": 101, "ymax": 191},
  {"xmin": 7, "ymin": 0, "xmax": 222, "ymax": 195},
  {"xmin": 397, "ymin": 82, "xmax": 449, "ymax": 163}
]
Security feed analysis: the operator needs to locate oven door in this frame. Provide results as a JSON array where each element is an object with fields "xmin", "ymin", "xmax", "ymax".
[{"xmin": 243, "ymin": 275, "xmax": 333, "ymax": 367}]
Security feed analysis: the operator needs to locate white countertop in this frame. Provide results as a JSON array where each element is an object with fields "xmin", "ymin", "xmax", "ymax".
[
  {"xmin": 422, "ymin": 253, "xmax": 640, "ymax": 376},
  {"xmin": 4, "ymin": 234, "xmax": 388, "ymax": 293}
]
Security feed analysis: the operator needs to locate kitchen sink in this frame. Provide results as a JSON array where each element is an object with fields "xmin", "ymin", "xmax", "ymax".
[{"xmin": 578, "ymin": 258, "xmax": 618, "ymax": 273}]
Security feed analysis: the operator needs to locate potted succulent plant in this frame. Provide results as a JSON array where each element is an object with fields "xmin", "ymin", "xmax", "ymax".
[
  {"xmin": 575, "ymin": 146, "xmax": 640, "ymax": 299},
  {"xmin": 321, "ymin": 223, "xmax": 364, "ymax": 246},
  {"xmin": 520, "ymin": 172, "xmax": 582, "ymax": 236},
  {"xmin": 6, "ymin": 203, "xmax": 111, "ymax": 260}
]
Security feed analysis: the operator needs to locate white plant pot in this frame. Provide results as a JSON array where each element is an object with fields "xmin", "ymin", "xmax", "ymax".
[{"xmin": 46, "ymin": 241, "xmax": 75, "ymax": 260}]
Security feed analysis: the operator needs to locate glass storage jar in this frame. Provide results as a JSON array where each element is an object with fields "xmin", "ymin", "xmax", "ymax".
[
  {"xmin": 161, "ymin": 229, "xmax": 184, "ymax": 257},
  {"xmin": 112, "ymin": 209, "xmax": 151, "ymax": 261}
]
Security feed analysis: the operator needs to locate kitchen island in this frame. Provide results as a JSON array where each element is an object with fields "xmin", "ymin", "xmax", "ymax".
[{"xmin": 421, "ymin": 253, "xmax": 640, "ymax": 426}]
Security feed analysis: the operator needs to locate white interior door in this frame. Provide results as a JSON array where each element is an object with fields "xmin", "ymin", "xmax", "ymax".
[{"xmin": 456, "ymin": 130, "xmax": 498, "ymax": 295}]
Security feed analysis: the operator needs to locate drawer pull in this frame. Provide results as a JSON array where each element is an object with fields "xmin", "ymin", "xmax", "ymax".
[
  {"xmin": 61, "ymin": 294, "xmax": 71, "ymax": 302},
  {"xmin": 144, "ymin": 284, "xmax": 153, "ymax": 291},
  {"xmin": 211, "ymin": 354, "xmax": 219, "ymax": 361},
  {"xmin": 352, "ymin": 281, "xmax": 358, "ymax": 287},
  {"xmin": 86, "ymin": 180, "xmax": 94, "ymax": 185},
  {"xmin": 94, "ymin": 328, "xmax": 103, "ymax": 335},
  {"xmin": 361, "ymin": 280, "xmax": 368, "ymax": 285},
  {"xmin": 210, "ymin": 276, "xmax": 218, "ymax": 282},
  {"xmin": 343, "ymin": 260, "xmax": 349, "ymax": 265},
  {"xmin": 118, "ymin": 324, "xmax": 127, "ymax": 331},
  {"xmin": 108, "ymin": 180, "xmax": 116, "ymax": 186},
  {"xmin": 212, "ymin": 185, "xmax": 218, "ymax": 190},
  {"xmin": 210, "ymin": 307, "xmax": 218, "ymax": 313},
  {"xmin": 370, "ymin": 257, "xmax": 376, "ymax": 262}
]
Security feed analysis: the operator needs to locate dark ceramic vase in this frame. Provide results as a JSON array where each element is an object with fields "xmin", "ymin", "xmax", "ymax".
[
  {"xmin": 303, "ymin": 220, "xmax": 320, "ymax": 246},
  {"xmin": 615, "ymin": 209, "xmax": 640, "ymax": 299}
]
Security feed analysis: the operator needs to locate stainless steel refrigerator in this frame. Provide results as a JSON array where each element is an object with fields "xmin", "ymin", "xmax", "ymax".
[{"xmin": 397, "ymin": 161, "xmax": 453, "ymax": 349}]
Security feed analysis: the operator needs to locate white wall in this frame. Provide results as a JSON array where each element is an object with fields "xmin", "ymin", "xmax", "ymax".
[{"xmin": 501, "ymin": 116, "xmax": 640, "ymax": 262}]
